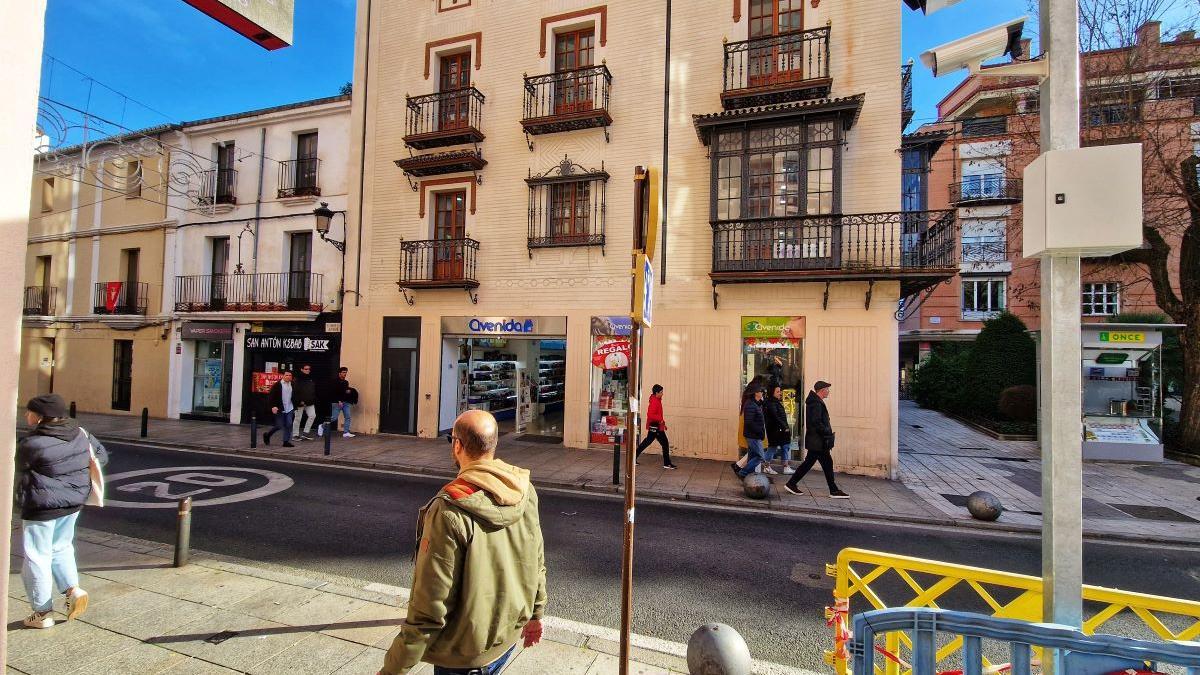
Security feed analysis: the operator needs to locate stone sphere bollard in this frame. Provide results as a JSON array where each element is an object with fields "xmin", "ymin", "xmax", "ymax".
[
  {"xmin": 742, "ymin": 473, "xmax": 771, "ymax": 499},
  {"xmin": 966, "ymin": 490, "xmax": 1003, "ymax": 521},
  {"xmin": 687, "ymin": 623, "xmax": 753, "ymax": 675}
]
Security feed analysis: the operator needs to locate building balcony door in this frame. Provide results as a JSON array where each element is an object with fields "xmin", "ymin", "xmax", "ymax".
[
  {"xmin": 438, "ymin": 52, "xmax": 472, "ymax": 131},
  {"xmin": 553, "ymin": 28, "xmax": 596, "ymax": 115},
  {"xmin": 433, "ymin": 191, "xmax": 467, "ymax": 281},
  {"xmin": 747, "ymin": 0, "xmax": 805, "ymax": 89}
]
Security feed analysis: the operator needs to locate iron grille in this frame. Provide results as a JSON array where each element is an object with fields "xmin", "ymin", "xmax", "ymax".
[
  {"xmin": 522, "ymin": 65, "xmax": 612, "ymax": 132},
  {"xmin": 723, "ymin": 27, "xmax": 831, "ymax": 108},
  {"xmin": 93, "ymin": 281, "xmax": 149, "ymax": 315},
  {"xmin": 278, "ymin": 158, "xmax": 321, "ymax": 198},
  {"xmin": 23, "ymin": 286, "xmax": 56, "ymax": 316},
  {"xmin": 174, "ymin": 273, "xmax": 324, "ymax": 312}
]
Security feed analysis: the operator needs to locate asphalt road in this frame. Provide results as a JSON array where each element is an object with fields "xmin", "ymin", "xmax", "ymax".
[{"xmin": 80, "ymin": 441, "xmax": 1200, "ymax": 670}]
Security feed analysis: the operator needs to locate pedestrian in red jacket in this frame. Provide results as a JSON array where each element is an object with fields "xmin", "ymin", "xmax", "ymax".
[{"xmin": 635, "ymin": 384, "xmax": 677, "ymax": 469}]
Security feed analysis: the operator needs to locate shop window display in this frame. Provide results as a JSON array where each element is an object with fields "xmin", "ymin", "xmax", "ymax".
[
  {"xmin": 590, "ymin": 316, "xmax": 632, "ymax": 445},
  {"xmin": 450, "ymin": 337, "xmax": 564, "ymax": 438},
  {"xmin": 740, "ymin": 316, "xmax": 805, "ymax": 436}
]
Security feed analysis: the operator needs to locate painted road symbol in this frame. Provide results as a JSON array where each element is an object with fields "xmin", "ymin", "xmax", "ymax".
[{"xmin": 102, "ymin": 466, "xmax": 294, "ymax": 509}]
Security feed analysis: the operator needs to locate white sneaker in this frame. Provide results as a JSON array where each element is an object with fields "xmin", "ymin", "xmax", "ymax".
[
  {"xmin": 762, "ymin": 465, "xmax": 779, "ymax": 475},
  {"xmin": 782, "ymin": 467, "xmax": 796, "ymax": 475},
  {"xmin": 317, "ymin": 425, "xmax": 324, "ymax": 437},
  {"xmin": 783, "ymin": 484, "xmax": 803, "ymax": 496},
  {"xmin": 65, "ymin": 588, "xmax": 88, "ymax": 620},
  {"xmin": 343, "ymin": 432, "xmax": 356, "ymax": 438},
  {"xmin": 23, "ymin": 611, "xmax": 54, "ymax": 629}
]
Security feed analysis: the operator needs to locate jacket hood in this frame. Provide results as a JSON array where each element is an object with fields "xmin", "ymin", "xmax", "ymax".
[
  {"xmin": 452, "ymin": 458, "xmax": 532, "ymax": 527},
  {"xmin": 807, "ymin": 391, "xmax": 822, "ymax": 404},
  {"xmin": 31, "ymin": 418, "xmax": 82, "ymax": 442}
]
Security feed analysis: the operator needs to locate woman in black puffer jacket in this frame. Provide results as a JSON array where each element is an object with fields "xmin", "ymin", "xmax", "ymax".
[{"xmin": 15, "ymin": 393, "xmax": 105, "ymax": 629}]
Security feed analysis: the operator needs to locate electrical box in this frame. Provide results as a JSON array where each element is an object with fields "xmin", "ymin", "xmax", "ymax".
[{"xmin": 1022, "ymin": 144, "xmax": 1143, "ymax": 258}]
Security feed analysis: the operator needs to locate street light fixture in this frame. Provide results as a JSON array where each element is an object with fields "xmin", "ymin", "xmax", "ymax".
[{"xmin": 312, "ymin": 201, "xmax": 346, "ymax": 253}]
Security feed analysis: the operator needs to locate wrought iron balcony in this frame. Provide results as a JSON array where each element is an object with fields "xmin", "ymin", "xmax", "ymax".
[
  {"xmin": 174, "ymin": 272, "xmax": 324, "ymax": 312},
  {"xmin": 711, "ymin": 210, "xmax": 958, "ymax": 296},
  {"xmin": 522, "ymin": 65, "xmax": 612, "ymax": 137},
  {"xmin": 961, "ymin": 238, "xmax": 1008, "ymax": 263},
  {"xmin": 526, "ymin": 158, "xmax": 608, "ymax": 254},
  {"xmin": 949, "ymin": 176, "xmax": 1021, "ymax": 206},
  {"xmin": 399, "ymin": 238, "xmax": 479, "ymax": 289},
  {"xmin": 278, "ymin": 158, "xmax": 321, "ymax": 199},
  {"xmin": 960, "ymin": 116, "xmax": 1007, "ymax": 138},
  {"xmin": 722, "ymin": 27, "xmax": 831, "ymax": 110},
  {"xmin": 404, "ymin": 87, "xmax": 486, "ymax": 149},
  {"xmin": 199, "ymin": 169, "xmax": 237, "ymax": 205},
  {"xmin": 901, "ymin": 62, "xmax": 914, "ymax": 129},
  {"xmin": 94, "ymin": 281, "xmax": 149, "ymax": 315},
  {"xmin": 23, "ymin": 286, "xmax": 56, "ymax": 316}
]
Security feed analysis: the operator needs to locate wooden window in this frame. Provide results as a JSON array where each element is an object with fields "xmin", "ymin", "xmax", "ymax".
[
  {"xmin": 439, "ymin": 52, "xmax": 472, "ymax": 131},
  {"xmin": 749, "ymin": 0, "xmax": 803, "ymax": 37},
  {"xmin": 295, "ymin": 132, "xmax": 318, "ymax": 191},
  {"xmin": 747, "ymin": 0, "xmax": 805, "ymax": 88},
  {"xmin": 550, "ymin": 182, "xmax": 592, "ymax": 242},
  {"xmin": 434, "ymin": 190, "xmax": 467, "ymax": 280},
  {"xmin": 962, "ymin": 278, "xmax": 1006, "ymax": 319},
  {"xmin": 41, "ymin": 177, "xmax": 54, "ymax": 212},
  {"xmin": 713, "ymin": 118, "xmax": 838, "ymax": 220},
  {"xmin": 554, "ymin": 28, "xmax": 596, "ymax": 115}
]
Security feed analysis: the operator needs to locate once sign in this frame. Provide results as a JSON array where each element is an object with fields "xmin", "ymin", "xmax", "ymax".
[{"xmin": 103, "ymin": 466, "xmax": 294, "ymax": 509}]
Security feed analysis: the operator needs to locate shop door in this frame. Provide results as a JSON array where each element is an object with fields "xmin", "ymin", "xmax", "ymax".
[
  {"xmin": 439, "ymin": 52, "xmax": 472, "ymax": 131},
  {"xmin": 380, "ymin": 317, "xmax": 421, "ymax": 435},
  {"xmin": 747, "ymin": 0, "xmax": 804, "ymax": 89},
  {"xmin": 553, "ymin": 28, "xmax": 595, "ymax": 115},
  {"xmin": 433, "ymin": 191, "xmax": 466, "ymax": 281},
  {"xmin": 192, "ymin": 341, "xmax": 232, "ymax": 417}
]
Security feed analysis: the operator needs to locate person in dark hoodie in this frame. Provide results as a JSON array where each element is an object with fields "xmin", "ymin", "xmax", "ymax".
[
  {"xmin": 784, "ymin": 381, "xmax": 849, "ymax": 498},
  {"xmin": 736, "ymin": 385, "xmax": 768, "ymax": 479},
  {"xmin": 16, "ymin": 393, "xmax": 107, "ymax": 628},
  {"xmin": 763, "ymin": 384, "xmax": 795, "ymax": 475},
  {"xmin": 381, "ymin": 409, "xmax": 546, "ymax": 675}
]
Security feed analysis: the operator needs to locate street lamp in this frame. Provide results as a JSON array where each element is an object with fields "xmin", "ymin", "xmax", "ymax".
[{"xmin": 312, "ymin": 201, "xmax": 346, "ymax": 253}]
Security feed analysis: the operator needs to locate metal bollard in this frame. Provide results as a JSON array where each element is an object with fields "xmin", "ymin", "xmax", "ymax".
[
  {"xmin": 250, "ymin": 413, "xmax": 257, "ymax": 448},
  {"xmin": 323, "ymin": 423, "xmax": 331, "ymax": 456},
  {"xmin": 174, "ymin": 496, "xmax": 192, "ymax": 568},
  {"xmin": 140, "ymin": 407, "xmax": 149, "ymax": 438},
  {"xmin": 609, "ymin": 437, "xmax": 619, "ymax": 482},
  {"xmin": 69, "ymin": 401, "xmax": 76, "ymax": 418}
]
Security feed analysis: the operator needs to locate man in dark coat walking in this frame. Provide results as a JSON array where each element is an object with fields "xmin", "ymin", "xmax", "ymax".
[
  {"xmin": 16, "ymin": 393, "xmax": 106, "ymax": 628},
  {"xmin": 784, "ymin": 381, "xmax": 848, "ymax": 498}
]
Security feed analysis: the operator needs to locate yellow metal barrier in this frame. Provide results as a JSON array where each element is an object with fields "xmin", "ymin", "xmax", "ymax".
[{"xmin": 824, "ymin": 548, "xmax": 1200, "ymax": 675}]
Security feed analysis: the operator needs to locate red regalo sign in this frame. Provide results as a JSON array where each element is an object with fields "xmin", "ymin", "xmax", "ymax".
[
  {"xmin": 104, "ymin": 282, "xmax": 124, "ymax": 313},
  {"xmin": 592, "ymin": 339, "xmax": 630, "ymax": 370}
]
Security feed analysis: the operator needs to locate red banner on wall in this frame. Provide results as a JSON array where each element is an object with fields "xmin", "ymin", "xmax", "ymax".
[
  {"xmin": 251, "ymin": 371, "xmax": 284, "ymax": 394},
  {"xmin": 104, "ymin": 282, "xmax": 124, "ymax": 313}
]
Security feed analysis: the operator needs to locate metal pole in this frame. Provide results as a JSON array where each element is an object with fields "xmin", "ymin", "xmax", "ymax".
[
  {"xmin": 140, "ymin": 407, "xmax": 148, "ymax": 438},
  {"xmin": 613, "ymin": 435, "xmax": 621, "ymax": 485},
  {"xmin": 174, "ymin": 496, "xmax": 192, "ymax": 568},
  {"xmin": 1038, "ymin": 0, "xmax": 1084, "ymax": 635},
  {"xmin": 250, "ymin": 413, "xmax": 258, "ymax": 448},
  {"xmin": 323, "ymin": 422, "xmax": 332, "ymax": 456},
  {"xmin": 620, "ymin": 322, "xmax": 641, "ymax": 675}
]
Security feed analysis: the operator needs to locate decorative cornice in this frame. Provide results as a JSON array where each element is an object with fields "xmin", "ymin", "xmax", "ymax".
[
  {"xmin": 419, "ymin": 177, "xmax": 477, "ymax": 217},
  {"xmin": 424, "ymin": 32, "xmax": 483, "ymax": 79},
  {"xmin": 27, "ymin": 219, "xmax": 179, "ymax": 244},
  {"xmin": 539, "ymin": 6, "xmax": 607, "ymax": 57}
]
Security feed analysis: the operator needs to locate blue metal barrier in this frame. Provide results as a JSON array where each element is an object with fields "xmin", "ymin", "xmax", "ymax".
[{"xmin": 851, "ymin": 608, "xmax": 1200, "ymax": 675}]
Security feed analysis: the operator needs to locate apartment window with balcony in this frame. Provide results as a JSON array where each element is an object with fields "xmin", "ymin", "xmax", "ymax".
[
  {"xmin": 1154, "ymin": 74, "xmax": 1200, "ymax": 100},
  {"xmin": 961, "ymin": 218, "xmax": 1007, "ymax": 263},
  {"xmin": 1082, "ymin": 282, "xmax": 1120, "ymax": 316},
  {"xmin": 41, "ymin": 177, "xmax": 54, "ymax": 212},
  {"xmin": 714, "ymin": 118, "xmax": 838, "ymax": 221},
  {"xmin": 1083, "ymin": 83, "xmax": 1143, "ymax": 126},
  {"xmin": 126, "ymin": 160, "xmax": 142, "ymax": 198},
  {"xmin": 553, "ymin": 28, "xmax": 596, "ymax": 115},
  {"xmin": 962, "ymin": 277, "xmax": 1006, "ymax": 320}
]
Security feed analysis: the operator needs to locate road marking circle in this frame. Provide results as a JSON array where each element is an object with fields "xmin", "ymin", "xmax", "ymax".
[{"xmin": 102, "ymin": 466, "xmax": 294, "ymax": 509}]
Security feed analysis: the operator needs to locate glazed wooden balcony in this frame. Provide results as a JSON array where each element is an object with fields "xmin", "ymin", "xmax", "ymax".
[
  {"xmin": 722, "ymin": 27, "xmax": 831, "ymax": 110},
  {"xmin": 710, "ymin": 210, "xmax": 958, "ymax": 296}
]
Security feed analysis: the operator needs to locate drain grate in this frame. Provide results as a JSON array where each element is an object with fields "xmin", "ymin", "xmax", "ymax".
[{"xmin": 205, "ymin": 631, "xmax": 239, "ymax": 644}]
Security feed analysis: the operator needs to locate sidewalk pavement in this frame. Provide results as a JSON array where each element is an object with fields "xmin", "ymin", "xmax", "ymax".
[
  {"xmin": 31, "ymin": 403, "xmax": 1200, "ymax": 545},
  {"xmin": 6, "ymin": 526, "xmax": 816, "ymax": 675}
]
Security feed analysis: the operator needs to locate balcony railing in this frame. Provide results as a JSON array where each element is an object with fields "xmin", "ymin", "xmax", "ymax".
[
  {"xmin": 711, "ymin": 210, "xmax": 957, "ymax": 291},
  {"xmin": 199, "ymin": 169, "xmax": 237, "ymax": 205},
  {"xmin": 526, "ymin": 163, "xmax": 608, "ymax": 253},
  {"xmin": 404, "ymin": 87, "xmax": 486, "ymax": 149},
  {"xmin": 901, "ymin": 62, "xmax": 914, "ymax": 129},
  {"xmin": 522, "ymin": 65, "xmax": 612, "ymax": 136},
  {"xmin": 722, "ymin": 27, "xmax": 831, "ymax": 109},
  {"xmin": 949, "ymin": 176, "xmax": 1022, "ymax": 205},
  {"xmin": 960, "ymin": 116, "xmax": 1007, "ymax": 138},
  {"xmin": 961, "ymin": 238, "xmax": 1007, "ymax": 263},
  {"xmin": 93, "ymin": 281, "xmax": 149, "ymax": 315},
  {"xmin": 175, "ymin": 272, "xmax": 324, "ymax": 312},
  {"xmin": 399, "ymin": 238, "xmax": 480, "ymax": 289},
  {"xmin": 23, "ymin": 286, "xmax": 56, "ymax": 316},
  {"xmin": 277, "ymin": 158, "xmax": 321, "ymax": 199}
]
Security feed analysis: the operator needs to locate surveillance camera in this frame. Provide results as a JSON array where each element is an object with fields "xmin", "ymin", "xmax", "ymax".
[
  {"xmin": 919, "ymin": 17, "xmax": 1027, "ymax": 78},
  {"xmin": 902, "ymin": 0, "xmax": 966, "ymax": 14}
]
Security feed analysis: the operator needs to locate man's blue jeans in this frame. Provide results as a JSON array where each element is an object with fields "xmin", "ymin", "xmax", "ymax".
[
  {"xmin": 22, "ymin": 512, "xmax": 80, "ymax": 613},
  {"xmin": 739, "ymin": 438, "xmax": 766, "ymax": 477},
  {"xmin": 330, "ymin": 402, "xmax": 351, "ymax": 432},
  {"xmin": 433, "ymin": 645, "xmax": 516, "ymax": 675},
  {"xmin": 266, "ymin": 410, "xmax": 294, "ymax": 444},
  {"xmin": 766, "ymin": 443, "xmax": 791, "ymax": 464}
]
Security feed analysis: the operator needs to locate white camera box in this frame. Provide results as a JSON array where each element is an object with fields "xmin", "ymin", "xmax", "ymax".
[{"xmin": 1022, "ymin": 144, "xmax": 1143, "ymax": 258}]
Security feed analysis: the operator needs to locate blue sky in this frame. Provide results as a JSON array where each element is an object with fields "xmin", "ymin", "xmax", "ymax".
[{"xmin": 39, "ymin": 0, "xmax": 1031, "ymax": 138}]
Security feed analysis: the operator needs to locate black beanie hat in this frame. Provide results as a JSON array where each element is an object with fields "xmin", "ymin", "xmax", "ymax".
[{"xmin": 27, "ymin": 393, "xmax": 68, "ymax": 419}]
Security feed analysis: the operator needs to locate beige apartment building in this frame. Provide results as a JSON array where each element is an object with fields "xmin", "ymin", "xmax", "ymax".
[
  {"xmin": 22, "ymin": 128, "xmax": 176, "ymax": 417},
  {"xmin": 343, "ymin": 0, "xmax": 954, "ymax": 477}
]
